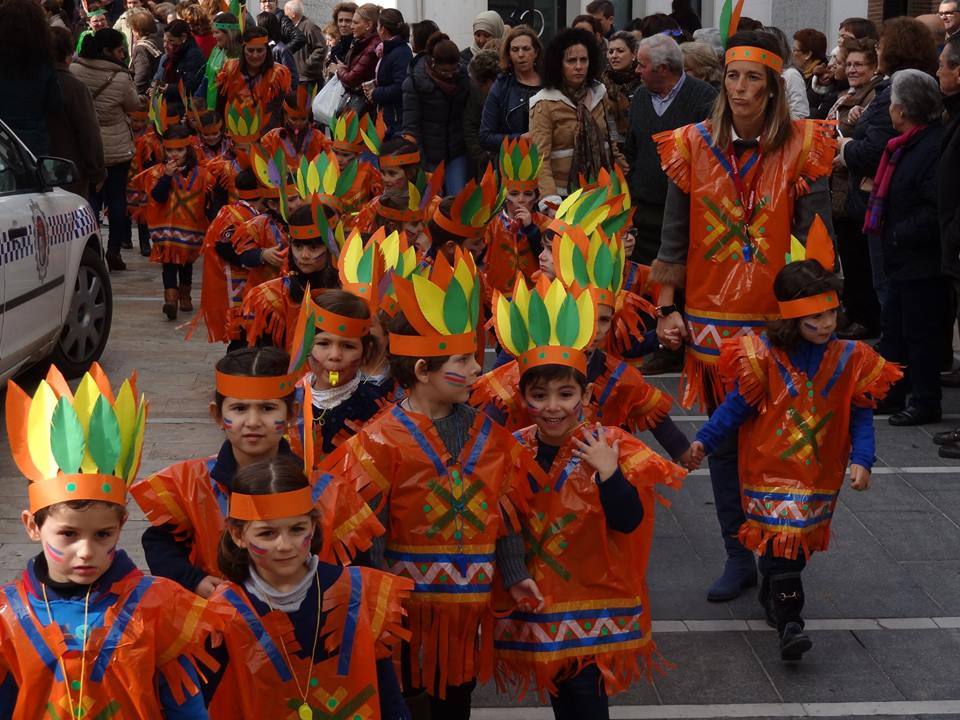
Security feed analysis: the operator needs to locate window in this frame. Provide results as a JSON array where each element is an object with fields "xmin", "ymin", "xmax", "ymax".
[{"xmin": 0, "ymin": 124, "xmax": 37, "ymax": 194}]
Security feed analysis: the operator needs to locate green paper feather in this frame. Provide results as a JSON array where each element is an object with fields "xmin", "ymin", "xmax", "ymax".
[
  {"xmin": 611, "ymin": 251, "xmax": 623, "ymax": 293},
  {"xmin": 572, "ymin": 249, "xmax": 590, "ymax": 288},
  {"xmin": 87, "ymin": 396, "xmax": 121, "ymax": 475},
  {"xmin": 594, "ymin": 244, "xmax": 614, "ymax": 289},
  {"xmin": 460, "ymin": 186, "xmax": 484, "ymax": 225},
  {"xmin": 555, "ymin": 295, "xmax": 580, "ymax": 346},
  {"xmin": 509, "ymin": 302, "xmax": 529, "ymax": 353},
  {"xmin": 336, "ymin": 159, "xmax": 359, "ymax": 196},
  {"xmin": 357, "ymin": 246, "xmax": 373, "ymax": 282},
  {"xmin": 443, "ymin": 277, "xmax": 469, "ymax": 334},
  {"xmin": 527, "ymin": 292, "xmax": 550, "ymax": 346},
  {"xmin": 468, "ymin": 277, "xmax": 480, "ymax": 330},
  {"xmin": 50, "ymin": 397, "xmax": 85, "ymax": 474}
]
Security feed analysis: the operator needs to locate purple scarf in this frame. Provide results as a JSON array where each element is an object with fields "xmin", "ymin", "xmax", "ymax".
[{"xmin": 862, "ymin": 124, "xmax": 926, "ymax": 234}]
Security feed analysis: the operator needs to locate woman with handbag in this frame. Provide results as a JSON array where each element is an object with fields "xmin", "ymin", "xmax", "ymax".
[{"xmin": 332, "ymin": 2, "xmax": 379, "ymax": 116}]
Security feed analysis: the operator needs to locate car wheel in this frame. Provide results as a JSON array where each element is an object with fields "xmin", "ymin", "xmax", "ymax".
[{"xmin": 49, "ymin": 245, "xmax": 113, "ymax": 378}]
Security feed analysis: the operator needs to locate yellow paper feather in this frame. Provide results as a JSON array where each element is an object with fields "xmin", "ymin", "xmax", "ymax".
[
  {"xmin": 340, "ymin": 230, "xmax": 363, "ymax": 281},
  {"xmin": 512, "ymin": 278, "xmax": 531, "ymax": 327},
  {"xmin": 518, "ymin": 154, "xmax": 532, "ymax": 179},
  {"xmin": 495, "ymin": 294, "xmax": 520, "ymax": 355},
  {"xmin": 556, "ymin": 188, "xmax": 583, "ymax": 219},
  {"xmin": 543, "ymin": 280, "xmax": 566, "ymax": 344},
  {"xmin": 574, "ymin": 291, "xmax": 597, "ymax": 348},
  {"xmin": 451, "ymin": 260, "xmax": 476, "ymax": 326},
  {"xmin": 114, "ymin": 380, "xmax": 137, "ymax": 481},
  {"xmin": 790, "ymin": 235, "xmax": 806, "ymax": 262},
  {"xmin": 124, "ymin": 401, "xmax": 148, "ymax": 485},
  {"xmin": 27, "ymin": 382, "xmax": 59, "ymax": 477},
  {"xmin": 71, "ymin": 374, "xmax": 100, "ymax": 473},
  {"xmin": 411, "ymin": 275, "xmax": 450, "ymax": 333}
]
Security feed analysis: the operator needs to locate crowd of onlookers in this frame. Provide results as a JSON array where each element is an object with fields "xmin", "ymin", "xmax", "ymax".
[{"xmin": 0, "ymin": 0, "xmax": 959, "ymax": 435}]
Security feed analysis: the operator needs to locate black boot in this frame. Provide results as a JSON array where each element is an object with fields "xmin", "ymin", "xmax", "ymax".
[
  {"xmin": 758, "ymin": 573, "xmax": 776, "ymax": 628},
  {"xmin": 770, "ymin": 572, "xmax": 812, "ymax": 661}
]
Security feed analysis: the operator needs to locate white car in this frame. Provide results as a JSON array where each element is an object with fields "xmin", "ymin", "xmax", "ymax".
[{"xmin": 0, "ymin": 119, "xmax": 112, "ymax": 381}]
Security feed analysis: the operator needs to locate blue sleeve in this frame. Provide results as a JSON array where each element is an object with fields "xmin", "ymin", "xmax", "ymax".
[
  {"xmin": 142, "ymin": 524, "xmax": 208, "ymax": 592},
  {"xmin": 848, "ymin": 405, "xmax": 875, "ymax": 470},
  {"xmin": 842, "ymin": 86, "xmax": 895, "ymax": 179},
  {"xmin": 618, "ymin": 330, "xmax": 661, "ymax": 359},
  {"xmin": 650, "ymin": 415, "xmax": 691, "ymax": 461},
  {"xmin": 492, "ymin": 349, "xmax": 514, "ymax": 370},
  {"xmin": 598, "ymin": 469, "xmax": 644, "ymax": 533},
  {"xmin": 372, "ymin": 52, "xmax": 409, "ymax": 107},
  {"xmin": 0, "ymin": 671, "xmax": 17, "ymax": 719},
  {"xmin": 151, "ymin": 174, "xmax": 173, "ymax": 203},
  {"xmin": 159, "ymin": 658, "xmax": 208, "ymax": 719},
  {"xmin": 376, "ymin": 657, "xmax": 411, "ymax": 720},
  {"xmin": 479, "ymin": 78, "xmax": 515, "ymax": 152},
  {"xmin": 695, "ymin": 385, "xmax": 758, "ymax": 454}
]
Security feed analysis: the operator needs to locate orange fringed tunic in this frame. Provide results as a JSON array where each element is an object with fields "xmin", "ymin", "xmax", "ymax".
[
  {"xmin": 339, "ymin": 163, "xmax": 384, "ymax": 230},
  {"xmin": 129, "ymin": 454, "xmax": 383, "ymax": 577},
  {"xmin": 242, "ymin": 276, "xmax": 328, "ymax": 350},
  {"xmin": 494, "ymin": 425, "xmax": 685, "ymax": 698},
  {"xmin": 135, "ymin": 164, "xmax": 218, "ymax": 265},
  {"xmin": 324, "ymin": 404, "xmax": 539, "ymax": 694},
  {"xmin": 471, "ymin": 351, "xmax": 672, "ymax": 434},
  {"xmin": 209, "ymin": 565, "xmax": 412, "ymax": 718},
  {"xmin": 215, "ymin": 60, "xmax": 292, "ymax": 128},
  {"xmin": 127, "ymin": 131, "xmax": 163, "ymax": 223},
  {"xmin": 718, "ymin": 335, "xmax": 901, "ymax": 560},
  {"xmin": 654, "ymin": 120, "xmax": 836, "ymax": 409},
  {"xmin": 483, "ymin": 213, "xmax": 550, "ymax": 296},
  {"xmin": 0, "ymin": 552, "xmax": 222, "ymax": 719},
  {"xmin": 261, "ymin": 126, "xmax": 329, "ymax": 167}
]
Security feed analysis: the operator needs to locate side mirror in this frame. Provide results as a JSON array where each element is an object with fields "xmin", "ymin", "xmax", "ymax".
[{"xmin": 37, "ymin": 156, "xmax": 77, "ymax": 189}]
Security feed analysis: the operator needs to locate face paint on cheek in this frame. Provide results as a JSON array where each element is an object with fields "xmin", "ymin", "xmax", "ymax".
[
  {"xmin": 569, "ymin": 401, "xmax": 583, "ymax": 419},
  {"xmin": 300, "ymin": 533, "xmax": 311, "ymax": 549},
  {"xmin": 443, "ymin": 372, "xmax": 468, "ymax": 387},
  {"xmin": 44, "ymin": 542, "xmax": 66, "ymax": 563},
  {"xmin": 248, "ymin": 543, "xmax": 269, "ymax": 556},
  {"xmin": 106, "ymin": 545, "xmax": 117, "ymax": 557},
  {"xmin": 273, "ymin": 419, "xmax": 287, "ymax": 432},
  {"xmin": 526, "ymin": 405, "xmax": 542, "ymax": 418},
  {"xmin": 222, "ymin": 417, "xmax": 234, "ymax": 430},
  {"xmin": 802, "ymin": 321, "xmax": 820, "ymax": 334}
]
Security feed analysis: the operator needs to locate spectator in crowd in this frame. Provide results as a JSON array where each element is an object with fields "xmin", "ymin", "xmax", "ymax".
[
  {"xmin": 153, "ymin": 2, "xmax": 177, "ymax": 31},
  {"xmin": 76, "ymin": 1, "xmax": 111, "ymax": 55},
  {"xmin": 626, "ymin": 33, "xmax": 716, "ymax": 266},
  {"xmin": 529, "ymin": 27, "xmax": 624, "ymax": 204},
  {"xmin": 49, "ymin": 26, "xmax": 106, "ymax": 198},
  {"xmin": 810, "ymin": 17, "xmax": 877, "ymax": 107},
  {"xmin": 464, "ymin": 49, "xmax": 500, "ymax": 178},
  {"xmin": 402, "ymin": 32, "xmax": 470, "ymax": 193},
  {"xmin": 154, "ymin": 18, "xmax": 206, "ymax": 107},
  {"xmin": 284, "ymin": 0, "xmax": 326, "ymax": 85},
  {"xmin": 333, "ymin": 2, "xmax": 380, "ymax": 112},
  {"xmin": 410, "ymin": 19, "xmax": 439, "ymax": 75},
  {"xmin": 792, "ymin": 28, "xmax": 828, "ymax": 109},
  {"xmin": 461, "ymin": 10, "xmax": 504, "ymax": 65},
  {"xmin": 942, "ymin": 0, "xmax": 960, "ymax": 42},
  {"xmin": 680, "ymin": 40, "xmax": 722, "ymax": 89},
  {"xmin": 479, "ymin": 24, "xmax": 542, "ymax": 154},
  {"xmin": 670, "ymin": 0, "xmax": 702, "ymax": 37},
  {"xmin": 128, "ymin": 8, "xmax": 164, "ymax": 96},
  {"xmin": 258, "ymin": 11, "xmax": 299, "ymax": 87},
  {"xmin": 367, "ymin": 7, "xmax": 411, "ymax": 137},
  {"xmin": 762, "ymin": 26, "xmax": 809, "ymax": 119},
  {"xmin": 638, "ymin": 13, "xmax": 686, "ymax": 41},
  {"xmin": 587, "ymin": 0, "xmax": 616, "ymax": 37},
  {"xmin": 692, "ymin": 26, "xmax": 723, "ymax": 55},
  {"xmin": 827, "ymin": 38, "xmax": 883, "ymax": 340},
  {"xmin": 258, "ymin": 0, "xmax": 305, "ymax": 54},
  {"xmin": 112, "ymin": 0, "xmax": 142, "ymax": 48},
  {"xmin": 197, "ymin": 11, "xmax": 241, "ymax": 109},
  {"xmin": 0, "ymin": 0, "xmax": 62, "ymax": 158},
  {"xmin": 216, "ymin": 26, "xmax": 292, "ymax": 129},
  {"xmin": 916, "ymin": 14, "xmax": 947, "ymax": 48},
  {"xmin": 836, "ymin": 17, "xmax": 939, "ymax": 313},
  {"xmin": 326, "ymin": 1, "xmax": 357, "ymax": 72},
  {"xmin": 868, "ymin": 70, "xmax": 945, "ymax": 426},
  {"xmin": 44, "ymin": 0, "xmax": 70, "ymax": 30},
  {"xmin": 602, "ymin": 30, "xmax": 641, "ymax": 153},
  {"xmin": 933, "ymin": 36, "xmax": 960, "ymax": 454},
  {"xmin": 72, "ymin": 28, "xmax": 139, "ymax": 270},
  {"xmin": 182, "ymin": 3, "xmax": 215, "ymax": 58}
]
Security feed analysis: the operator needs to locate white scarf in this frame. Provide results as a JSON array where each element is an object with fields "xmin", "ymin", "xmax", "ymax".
[
  {"xmin": 244, "ymin": 555, "xmax": 319, "ymax": 612},
  {"xmin": 309, "ymin": 373, "xmax": 361, "ymax": 410}
]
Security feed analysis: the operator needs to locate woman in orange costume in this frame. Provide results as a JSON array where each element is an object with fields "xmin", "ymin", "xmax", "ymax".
[
  {"xmin": 130, "ymin": 347, "xmax": 381, "ymax": 600},
  {"xmin": 689, "ymin": 222, "xmax": 900, "ymax": 661},
  {"xmin": 205, "ymin": 457, "xmax": 412, "ymax": 719},
  {"xmin": 215, "ymin": 26, "xmax": 291, "ymax": 131},
  {"xmin": 650, "ymin": 29, "xmax": 835, "ymax": 603},
  {"xmin": 488, "ymin": 277, "xmax": 684, "ymax": 717},
  {"xmin": 0, "ymin": 364, "xmax": 220, "ymax": 719}
]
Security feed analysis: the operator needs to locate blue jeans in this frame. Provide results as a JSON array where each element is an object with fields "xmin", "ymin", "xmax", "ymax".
[
  {"xmin": 89, "ymin": 161, "xmax": 131, "ymax": 255},
  {"xmin": 443, "ymin": 155, "xmax": 468, "ymax": 195},
  {"xmin": 549, "ymin": 664, "xmax": 609, "ymax": 720},
  {"xmin": 707, "ymin": 408, "xmax": 750, "ymax": 559}
]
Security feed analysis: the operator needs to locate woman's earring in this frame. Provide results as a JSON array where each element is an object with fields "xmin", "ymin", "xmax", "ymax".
[{"xmin": 769, "ymin": 92, "xmax": 774, "ymax": 97}]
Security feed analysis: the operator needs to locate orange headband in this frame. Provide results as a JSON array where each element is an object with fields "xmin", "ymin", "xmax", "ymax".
[
  {"xmin": 163, "ymin": 137, "xmax": 194, "ymax": 149},
  {"xmin": 389, "ymin": 331, "xmax": 476, "ymax": 357},
  {"xmin": 518, "ymin": 346, "xmax": 587, "ymax": 375},
  {"xmin": 374, "ymin": 198, "xmax": 421, "ymax": 223},
  {"xmin": 288, "ymin": 223, "xmax": 325, "ymax": 241},
  {"xmin": 330, "ymin": 139, "xmax": 364, "ymax": 152},
  {"xmin": 314, "ymin": 307, "xmax": 372, "ymax": 338},
  {"xmin": 236, "ymin": 186, "xmax": 263, "ymax": 200},
  {"xmin": 215, "ymin": 370, "xmax": 300, "ymax": 399},
  {"xmin": 433, "ymin": 210, "xmax": 485, "ymax": 239},
  {"xmin": 229, "ymin": 487, "xmax": 314, "ymax": 520},
  {"xmin": 778, "ymin": 291, "xmax": 839, "ymax": 320},
  {"xmin": 245, "ymin": 35, "xmax": 269, "ymax": 47},
  {"xmin": 380, "ymin": 151, "xmax": 421, "ymax": 168},
  {"xmin": 283, "ymin": 105, "xmax": 310, "ymax": 120},
  {"xmin": 503, "ymin": 178, "xmax": 539, "ymax": 192},
  {"xmin": 28, "ymin": 474, "xmax": 126, "ymax": 514},
  {"xmin": 725, "ymin": 46, "xmax": 784, "ymax": 73},
  {"xmin": 590, "ymin": 287, "xmax": 616, "ymax": 308},
  {"xmin": 201, "ymin": 120, "xmax": 223, "ymax": 133}
]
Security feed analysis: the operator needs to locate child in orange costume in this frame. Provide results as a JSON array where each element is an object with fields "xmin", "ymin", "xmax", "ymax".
[
  {"xmin": 487, "ymin": 278, "xmax": 685, "ymax": 715},
  {"xmin": 327, "ymin": 110, "xmax": 383, "ymax": 216},
  {"xmin": 322, "ymin": 248, "xmax": 545, "ymax": 717},
  {"xmin": 130, "ymin": 348, "xmax": 381, "ymax": 600},
  {"xmin": 689, "ymin": 224, "xmax": 901, "ymax": 661},
  {"xmin": 205, "ymin": 457, "xmax": 412, "ymax": 719},
  {"xmin": 260, "ymin": 87, "xmax": 328, "ymax": 167},
  {"xmin": 0, "ymin": 365, "xmax": 220, "ymax": 719}
]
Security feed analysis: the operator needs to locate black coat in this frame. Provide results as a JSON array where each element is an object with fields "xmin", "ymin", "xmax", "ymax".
[
  {"xmin": 373, "ymin": 35, "xmax": 412, "ymax": 136},
  {"xmin": 478, "ymin": 71, "xmax": 542, "ymax": 152},
  {"xmin": 876, "ymin": 122, "xmax": 944, "ymax": 282},
  {"xmin": 940, "ymin": 94, "xmax": 960, "ymax": 279},
  {"xmin": 843, "ymin": 79, "xmax": 896, "ymax": 221},
  {"xmin": 271, "ymin": 8, "xmax": 306, "ymax": 54},
  {"xmin": 402, "ymin": 58, "xmax": 470, "ymax": 169},
  {"xmin": 154, "ymin": 34, "xmax": 206, "ymax": 105}
]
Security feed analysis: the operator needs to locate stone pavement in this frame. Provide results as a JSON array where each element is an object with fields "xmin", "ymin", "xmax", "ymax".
[{"xmin": 2, "ymin": 252, "xmax": 959, "ymax": 718}]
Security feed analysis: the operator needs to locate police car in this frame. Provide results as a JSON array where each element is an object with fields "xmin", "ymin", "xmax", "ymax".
[{"xmin": 0, "ymin": 119, "xmax": 112, "ymax": 381}]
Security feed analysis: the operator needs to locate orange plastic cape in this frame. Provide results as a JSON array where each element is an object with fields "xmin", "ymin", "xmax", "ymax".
[
  {"xmin": 126, "ymin": 133, "xmax": 163, "ymax": 222},
  {"xmin": 261, "ymin": 126, "xmax": 329, "ymax": 168},
  {"xmin": 242, "ymin": 277, "xmax": 328, "ymax": 350},
  {"xmin": 322, "ymin": 403, "xmax": 545, "ymax": 695},
  {"xmin": 133, "ymin": 164, "xmax": 220, "ymax": 265},
  {"xmin": 215, "ymin": 60, "xmax": 292, "ymax": 128},
  {"xmin": 482, "ymin": 213, "xmax": 549, "ymax": 296},
  {"xmin": 470, "ymin": 353, "xmax": 672, "ymax": 434},
  {"xmin": 209, "ymin": 566, "xmax": 411, "ymax": 718},
  {"xmin": 0, "ymin": 564, "xmax": 223, "ymax": 718},
  {"xmin": 493, "ymin": 425, "xmax": 685, "ymax": 699},
  {"xmin": 339, "ymin": 162, "xmax": 384, "ymax": 223},
  {"xmin": 653, "ymin": 119, "xmax": 836, "ymax": 409},
  {"xmin": 718, "ymin": 334, "xmax": 901, "ymax": 559}
]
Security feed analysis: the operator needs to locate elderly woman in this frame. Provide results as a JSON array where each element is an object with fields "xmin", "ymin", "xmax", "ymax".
[
  {"xmin": 529, "ymin": 27, "xmax": 624, "ymax": 206},
  {"xmin": 602, "ymin": 30, "xmax": 642, "ymax": 151},
  {"xmin": 792, "ymin": 28, "xmax": 828, "ymax": 109},
  {"xmin": 681, "ymin": 40, "xmax": 722, "ymax": 89},
  {"xmin": 651, "ymin": 30, "xmax": 834, "ymax": 604},
  {"xmin": 865, "ymin": 70, "xmax": 945, "ymax": 426},
  {"xmin": 479, "ymin": 24, "xmax": 543, "ymax": 153},
  {"xmin": 827, "ymin": 38, "xmax": 883, "ymax": 340}
]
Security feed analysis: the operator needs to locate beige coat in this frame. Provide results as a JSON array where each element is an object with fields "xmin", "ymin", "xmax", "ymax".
[
  {"xmin": 528, "ymin": 81, "xmax": 625, "ymax": 200},
  {"xmin": 69, "ymin": 57, "xmax": 139, "ymax": 166}
]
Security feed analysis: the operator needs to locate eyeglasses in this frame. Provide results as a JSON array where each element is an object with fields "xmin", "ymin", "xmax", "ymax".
[{"xmin": 939, "ymin": 10, "xmax": 959, "ymax": 16}]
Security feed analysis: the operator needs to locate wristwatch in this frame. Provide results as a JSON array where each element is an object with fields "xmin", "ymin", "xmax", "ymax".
[{"xmin": 656, "ymin": 304, "xmax": 679, "ymax": 318}]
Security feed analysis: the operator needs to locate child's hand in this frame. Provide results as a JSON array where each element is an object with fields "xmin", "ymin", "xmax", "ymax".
[
  {"xmin": 195, "ymin": 574, "xmax": 226, "ymax": 598},
  {"xmin": 514, "ymin": 206, "xmax": 532, "ymax": 228},
  {"xmin": 849, "ymin": 463, "xmax": 871, "ymax": 491},
  {"xmin": 164, "ymin": 159, "xmax": 179, "ymax": 177},
  {"xmin": 261, "ymin": 246, "xmax": 283, "ymax": 268},
  {"xmin": 509, "ymin": 578, "xmax": 545, "ymax": 611},
  {"xmin": 572, "ymin": 423, "xmax": 620, "ymax": 481},
  {"xmin": 679, "ymin": 442, "xmax": 703, "ymax": 470}
]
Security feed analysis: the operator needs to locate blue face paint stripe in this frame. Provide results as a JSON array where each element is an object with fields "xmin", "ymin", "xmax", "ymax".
[
  {"xmin": 391, "ymin": 406, "xmax": 447, "ymax": 476},
  {"xmin": 4, "ymin": 586, "xmax": 59, "ymax": 673},
  {"xmin": 90, "ymin": 577, "xmax": 154, "ymax": 681},
  {"xmin": 822, "ymin": 341, "xmax": 855, "ymax": 397},
  {"xmin": 222, "ymin": 588, "xmax": 293, "ymax": 682},
  {"xmin": 336, "ymin": 567, "xmax": 363, "ymax": 676}
]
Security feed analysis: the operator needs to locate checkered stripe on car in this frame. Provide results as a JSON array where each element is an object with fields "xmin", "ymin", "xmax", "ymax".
[{"xmin": 0, "ymin": 206, "xmax": 96, "ymax": 264}]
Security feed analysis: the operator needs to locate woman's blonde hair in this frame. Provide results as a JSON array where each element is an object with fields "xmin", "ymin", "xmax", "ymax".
[{"xmin": 709, "ymin": 30, "xmax": 793, "ymax": 153}]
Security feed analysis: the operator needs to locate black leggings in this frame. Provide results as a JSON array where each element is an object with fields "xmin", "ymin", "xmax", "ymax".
[{"xmin": 162, "ymin": 262, "xmax": 193, "ymax": 290}]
